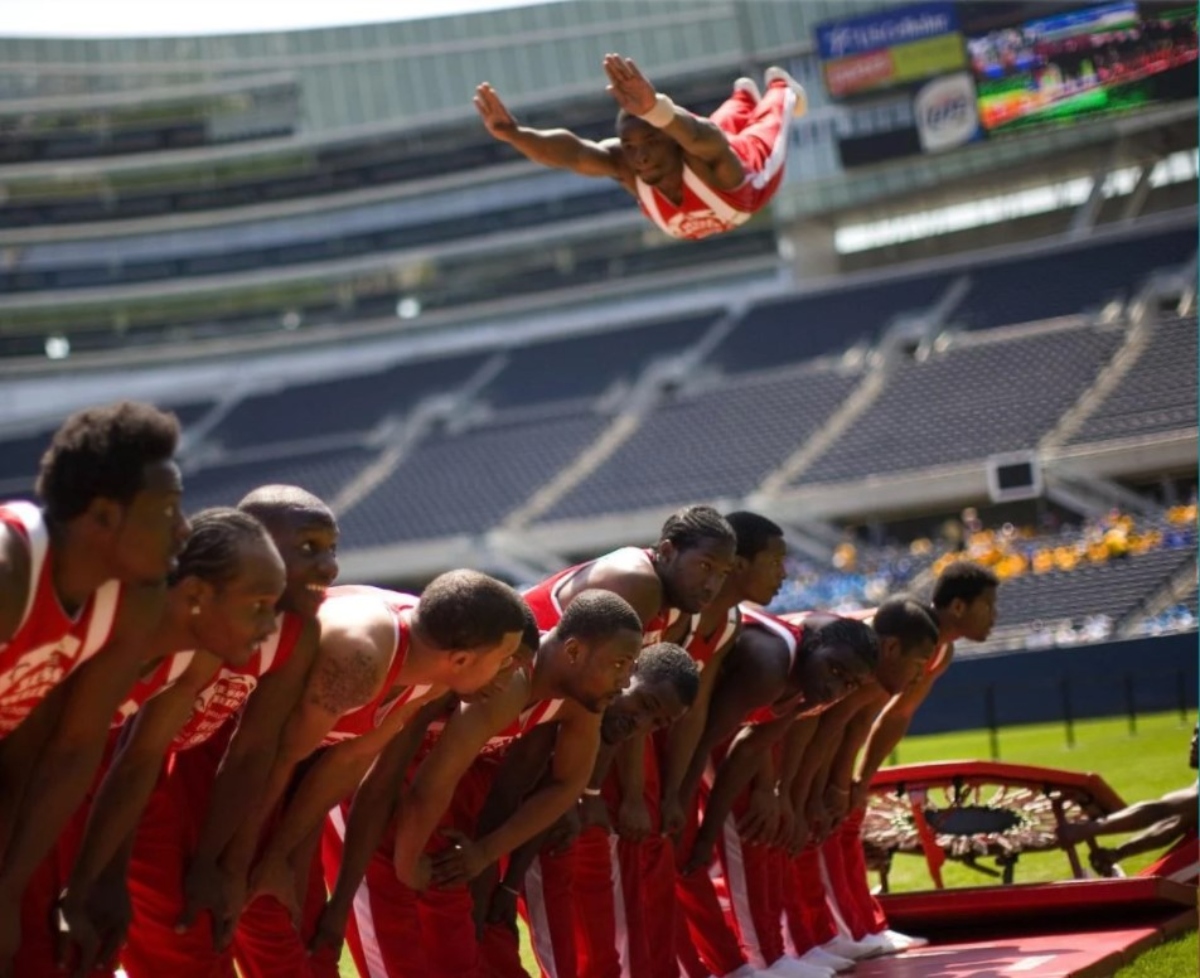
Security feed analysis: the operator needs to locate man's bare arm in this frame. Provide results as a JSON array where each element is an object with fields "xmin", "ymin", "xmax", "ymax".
[
  {"xmin": 220, "ymin": 629, "xmax": 383, "ymax": 881},
  {"xmin": 442, "ymin": 709, "xmax": 600, "ymax": 879},
  {"xmin": 660, "ymin": 631, "xmax": 736, "ymax": 833},
  {"xmin": 0, "ymin": 583, "xmax": 167, "ymax": 904},
  {"xmin": 857, "ymin": 655, "xmax": 950, "ymax": 785},
  {"xmin": 193, "ymin": 623, "xmax": 320, "ymax": 873},
  {"xmin": 474, "ymin": 83, "xmax": 623, "ymax": 180},
  {"xmin": 677, "ymin": 635, "xmax": 782, "ymax": 811},
  {"xmin": 322, "ymin": 697, "xmax": 450, "ymax": 939},
  {"xmin": 66, "ymin": 652, "xmax": 223, "ymax": 892},
  {"xmin": 393, "ymin": 677, "xmax": 527, "ymax": 887}
]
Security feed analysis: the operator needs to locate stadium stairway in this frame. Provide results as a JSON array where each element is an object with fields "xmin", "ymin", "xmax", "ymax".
[
  {"xmin": 756, "ymin": 355, "xmax": 888, "ymax": 494},
  {"xmin": 499, "ymin": 311, "xmax": 740, "ymax": 530},
  {"xmin": 1118, "ymin": 554, "xmax": 1200, "ymax": 639},
  {"xmin": 1040, "ymin": 318, "xmax": 1150, "ymax": 451}
]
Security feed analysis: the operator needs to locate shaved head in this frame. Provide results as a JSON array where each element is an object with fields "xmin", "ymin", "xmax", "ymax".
[{"xmin": 238, "ymin": 485, "xmax": 334, "ymax": 528}]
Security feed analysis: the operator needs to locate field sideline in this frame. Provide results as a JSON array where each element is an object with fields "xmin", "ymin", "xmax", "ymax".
[{"xmin": 334, "ymin": 710, "xmax": 1195, "ymax": 976}]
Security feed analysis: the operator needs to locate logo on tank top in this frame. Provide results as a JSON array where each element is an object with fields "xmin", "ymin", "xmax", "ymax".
[
  {"xmin": 0, "ymin": 637, "xmax": 82, "ymax": 732},
  {"xmin": 174, "ymin": 673, "xmax": 260, "ymax": 748},
  {"xmin": 665, "ymin": 210, "xmax": 745, "ymax": 240}
]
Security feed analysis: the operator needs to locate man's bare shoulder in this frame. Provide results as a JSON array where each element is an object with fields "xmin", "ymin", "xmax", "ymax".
[
  {"xmin": 575, "ymin": 549, "xmax": 662, "ymax": 620},
  {"xmin": 0, "ymin": 521, "xmax": 31, "ymax": 643},
  {"xmin": 309, "ymin": 594, "xmax": 397, "ymax": 714}
]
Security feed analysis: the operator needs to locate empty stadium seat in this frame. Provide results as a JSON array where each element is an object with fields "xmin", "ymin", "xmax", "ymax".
[
  {"xmin": 1070, "ymin": 316, "xmax": 1199, "ymax": 445},
  {"xmin": 795, "ymin": 322, "xmax": 1124, "ymax": 486},
  {"xmin": 541, "ymin": 362, "xmax": 861, "ymax": 521},
  {"xmin": 337, "ymin": 411, "xmax": 609, "ymax": 546},
  {"xmin": 480, "ymin": 313, "xmax": 717, "ymax": 412},
  {"xmin": 711, "ymin": 274, "xmax": 952, "ymax": 373},
  {"xmin": 954, "ymin": 228, "xmax": 1197, "ymax": 330},
  {"xmin": 209, "ymin": 355, "xmax": 487, "ymax": 450}
]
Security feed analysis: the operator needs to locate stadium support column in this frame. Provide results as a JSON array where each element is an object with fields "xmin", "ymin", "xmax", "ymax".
[{"xmin": 778, "ymin": 218, "xmax": 838, "ymax": 280}]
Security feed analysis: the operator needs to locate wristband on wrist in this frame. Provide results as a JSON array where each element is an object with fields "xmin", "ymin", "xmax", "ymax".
[{"xmin": 638, "ymin": 93, "xmax": 677, "ymax": 128}]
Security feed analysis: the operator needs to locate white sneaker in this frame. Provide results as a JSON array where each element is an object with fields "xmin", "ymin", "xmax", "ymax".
[
  {"xmin": 800, "ymin": 947, "xmax": 855, "ymax": 972},
  {"xmin": 733, "ymin": 76, "xmax": 762, "ymax": 102},
  {"xmin": 763, "ymin": 66, "xmax": 808, "ymax": 118},
  {"xmin": 821, "ymin": 936, "xmax": 885, "ymax": 961},
  {"xmin": 861, "ymin": 929, "xmax": 928, "ymax": 954},
  {"xmin": 765, "ymin": 957, "xmax": 834, "ymax": 978}
]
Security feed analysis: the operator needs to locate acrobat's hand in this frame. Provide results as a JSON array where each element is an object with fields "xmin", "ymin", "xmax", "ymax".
[
  {"xmin": 474, "ymin": 83, "xmax": 519, "ymax": 142},
  {"xmin": 603, "ymin": 54, "xmax": 658, "ymax": 117}
]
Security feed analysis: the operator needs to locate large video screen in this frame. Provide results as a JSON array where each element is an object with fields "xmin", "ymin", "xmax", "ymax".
[{"xmin": 968, "ymin": 1, "xmax": 1198, "ymax": 133}]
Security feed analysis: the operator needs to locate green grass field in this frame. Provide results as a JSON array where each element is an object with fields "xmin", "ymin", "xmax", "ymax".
[{"xmin": 337, "ymin": 710, "xmax": 1196, "ymax": 976}]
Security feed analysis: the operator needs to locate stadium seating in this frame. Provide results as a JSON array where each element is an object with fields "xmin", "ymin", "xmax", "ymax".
[
  {"xmin": 710, "ymin": 273, "xmax": 953, "ymax": 372},
  {"xmin": 479, "ymin": 313, "xmax": 718, "ymax": 412},
  {"xmin": 337, "ymin": 411, "xmax": 609, "ymax": 546},
  {"xmin": 208, "ymin": 354, "xmax": 489, "ymax": 451},
  {"xmin": 1070, "ymin": 316, "xmax": 1199, "ymax": 445},
  {"xmin": 181, "ymin": 445, "xmax": 376, "ymax": 515},
  {"xmin": 794, "ymin": 322, "xmax": 1124, "ymax": 485},
  {"xmin": 542, "ymin": 362, "xmax": 862, "ymax": 521},
  {"xmin": 953, "ymin": 227, "xmax": 1197, "ymax": 330}
]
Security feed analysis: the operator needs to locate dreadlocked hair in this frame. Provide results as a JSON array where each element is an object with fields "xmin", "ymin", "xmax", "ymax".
[{"xmin": 659, "ymin": 505, "xmax": 735, "ymax": 553}]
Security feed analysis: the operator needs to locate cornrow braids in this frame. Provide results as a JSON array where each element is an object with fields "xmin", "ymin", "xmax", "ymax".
[{"xmin": 169, "ymin": 507, "xmax": 273, "ymax": 589}]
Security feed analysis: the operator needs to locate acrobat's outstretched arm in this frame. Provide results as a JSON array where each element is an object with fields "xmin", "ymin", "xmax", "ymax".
[{"xmin": 474, "ymin": 82, "xmax": 624, "ymax": 180}]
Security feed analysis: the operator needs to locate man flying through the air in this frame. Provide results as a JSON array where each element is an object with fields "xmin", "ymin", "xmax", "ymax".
[{"xmin": 475, "ymin": 53, "xmax": 806, "ymax": 241}]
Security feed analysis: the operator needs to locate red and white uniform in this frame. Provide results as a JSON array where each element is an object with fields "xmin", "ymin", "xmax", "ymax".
[
  {"xmin": 14, "ymin": 647, "xmax": 200, "ymax": 978},
  {"xmin": 679, "ymin": 605, "xmax": 741, "ymax": 672},
  {"xmin": 523, "ymin": 547, "xmax": 676, "ymax": 643},
  {"xmin": 318, "ymin": 587, "xmax": 428, "ymax": 748},
  {"xmin": 1140, "ymin": 826, "xmax": 1199, "ymax": 886},
  {"xmin": 806, "ymin": 632, "xmax": 953, "ymax": 946},
  {"xmin": 0, "ymin": 501, "xmax": 123, "ymax": 735},
  {"xmin": 112, "ymin": 650, "xmax": 198, "ymax": 728},
  {"xmin": 573, "ymin": 605, "xmax": 741, "ymax": 978},
  {"xmin": 517, "ymin": 550, "xmax": 683, "ymax": 978},
  {"xmin": 120, "ymin": 610, "xmax": 312, "ymax": 978},
  {"xmin": 680, "ymin": 610, "xmax": 836, "ymax": 973},
  {"xmin": 636, "ymin": 81, "xmax": 798, "ymax": 241},
  {"xmin": 323, "ymin": 691, "xmax": 566, "ymax": 978}
]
